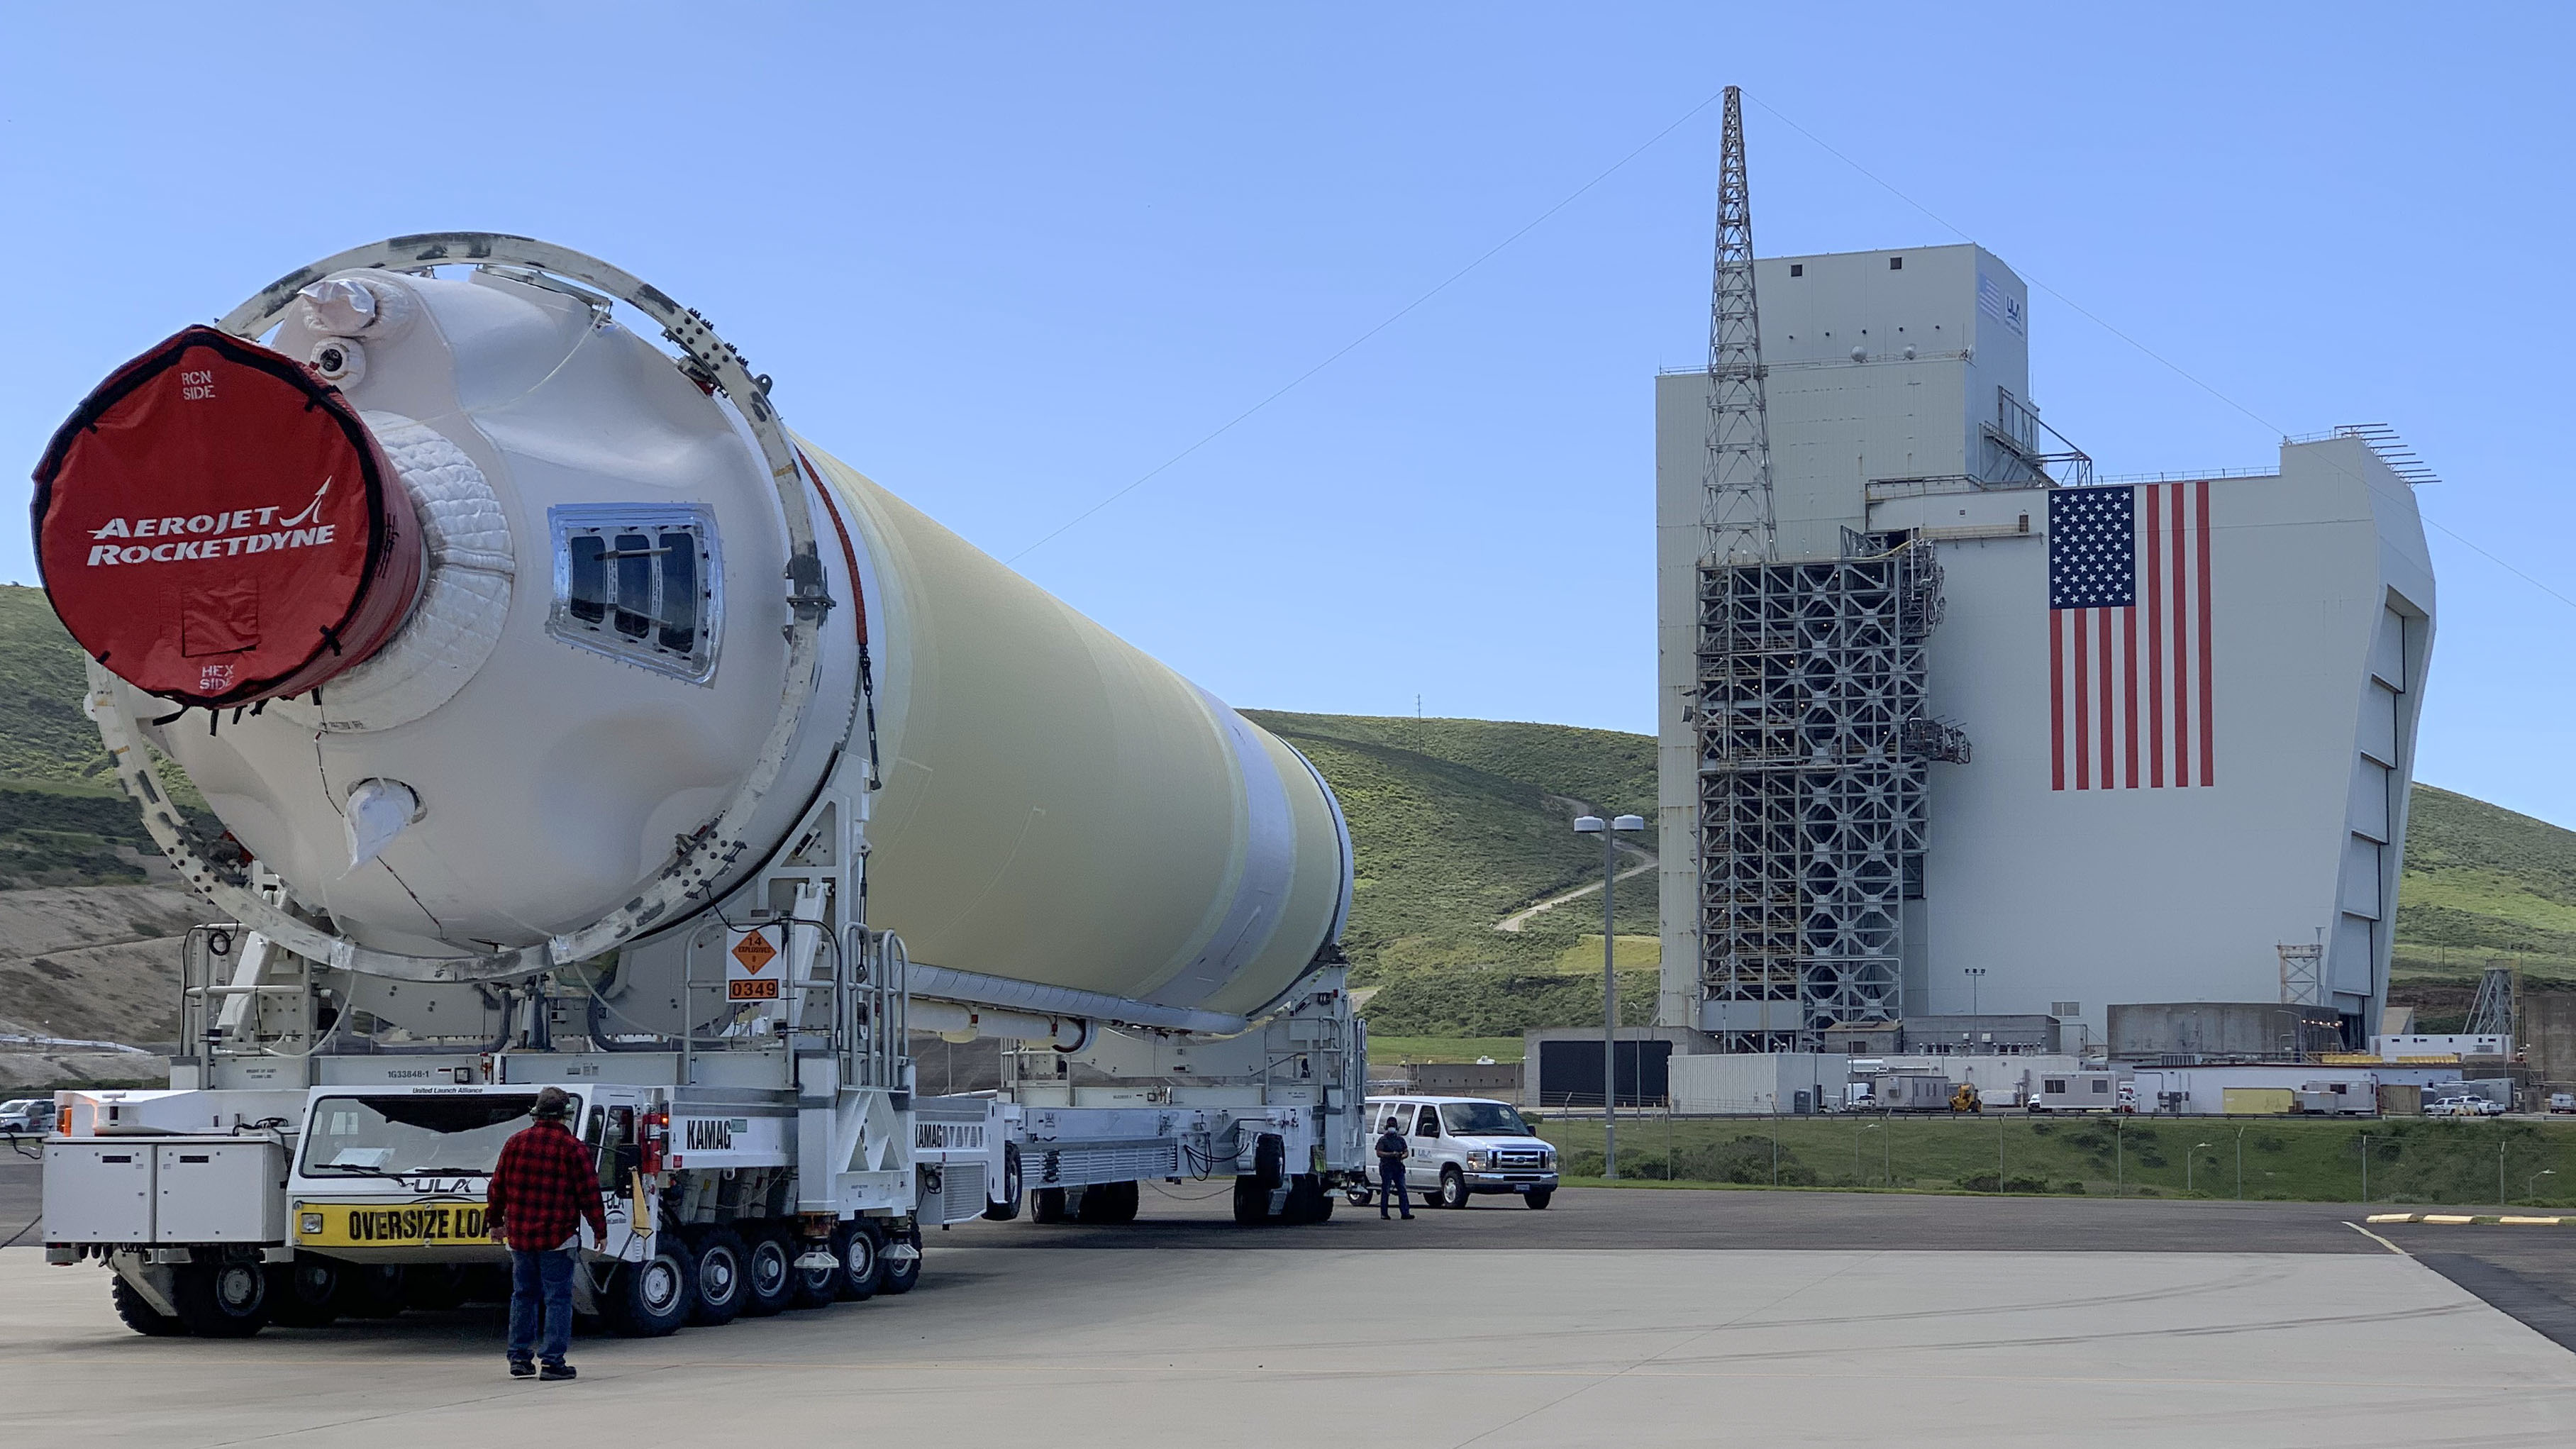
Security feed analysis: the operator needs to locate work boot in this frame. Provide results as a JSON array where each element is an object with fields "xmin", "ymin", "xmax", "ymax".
[
  {"xmin": 539, "ymin": 1361, "xmax": 577, "ymax": 1382},
  {"xmin": 509, "ymin": 1358, "xmax": 535, "ymax": 1378}
]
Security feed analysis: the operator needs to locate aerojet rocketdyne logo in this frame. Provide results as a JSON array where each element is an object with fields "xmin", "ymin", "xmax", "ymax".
[{"xmin": 81, "ymin": 477, "xmax": 338, "ymax": 566}]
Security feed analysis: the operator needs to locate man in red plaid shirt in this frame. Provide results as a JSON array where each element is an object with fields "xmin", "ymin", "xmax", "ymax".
[{"xmin": 486, "ymin": 1087, "xmax": 606, "ymax": 1380}]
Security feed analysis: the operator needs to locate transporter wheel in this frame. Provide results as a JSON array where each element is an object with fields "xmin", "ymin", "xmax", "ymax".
[
  {"xmin": 877, "ymin": 1224, "xmax": 923, "ymax": 1295},
  {"xmin": 982, "ymin": 1143, "xmax": 1024, "ymax": 1221},
  {"xmin": 333, "ymin": 1262, "xmax": 409, "ymax": 1318},
  {"xmin": 1282, "ymin": 1175, "xmax": 1330, "ymax": 1225},
  {"xmin": 1436, "ymin": 1167, "xmax": 1470, "ymax": 1210},
  {"xmin": 1232, "ymin": 1175, "xmax": 1268, "ymax": 1225},
  {"xmin": 787, "ymin": 1231, "xmax": 838, "ymax": 1310},
  {"xmin": 402, "ymin": 1264, "xmax": 469, "ymax": 1311},
  {"xmin": 111, "ymin": 1276, "xmax": 189, "ymax": 1337},
  {"xmin": 599, "ymin": 1236, "xmax": 696, "ymax": 1338},
  {"xmin": 1523, "ymin": 1188, "xmax": 1554, "ymax": 1210},
  {"xmin": 265, "ymin": 1253, "xmax": 341, "ymax": 1327},
  {"xmin": 1029, "ymin": 1187, "xmax": 1069, "ymax": 1225},
  {"xmin": 687, "ymin": 1228, "xmax": 748, "ymax": 1326},
  {"xmin": 833, "ymin": 1221, "xmax": 880, "ymax": 1303},
  {"xmin": 738, "ymin": 1231, "xmax": 794, "ymax": 1318},
  {"xmin": 172, "ymin": 1259, "xmax": 272, "ymax": 1338},
  {"xmin": 1075, "ymin": 1180, "xmax": 1139, "ymax": 1225}
]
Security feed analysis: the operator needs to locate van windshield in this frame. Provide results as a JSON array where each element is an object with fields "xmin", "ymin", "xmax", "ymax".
[
  {"xmin": 1440, "ymin": 1102, "xmax": 1531, "ymax": 1137},
  {"xmin": 299, "ymin": 1094, "xmax": 545, "ymax": 1177}
]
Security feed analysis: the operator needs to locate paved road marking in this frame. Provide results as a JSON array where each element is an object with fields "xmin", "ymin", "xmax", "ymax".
[{"xmin": 2345, "ymin": 1221, "xmax": 2409, "ymax": 1255}]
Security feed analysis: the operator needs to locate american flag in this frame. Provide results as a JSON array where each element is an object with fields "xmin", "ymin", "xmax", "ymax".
[{"xmin": 2048, "ymin": 481, "xmax": 2215, "ymax": 791}]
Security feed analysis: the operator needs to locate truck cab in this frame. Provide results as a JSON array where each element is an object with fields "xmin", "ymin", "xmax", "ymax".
[{"xmin": 1362, "ymin": 1095, "xmax": 1558, "ymax": 1210}]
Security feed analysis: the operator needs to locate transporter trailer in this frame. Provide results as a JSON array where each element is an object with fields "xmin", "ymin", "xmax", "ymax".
[{"xmin": 28, "ymin": 233, "xmax": 1372, "ymax": 1338}]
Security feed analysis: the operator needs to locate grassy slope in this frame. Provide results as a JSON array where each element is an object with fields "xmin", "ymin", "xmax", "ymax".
[{"xmin": 0, "ymin": 581, "xmax": 2563, "ymax": 1031}]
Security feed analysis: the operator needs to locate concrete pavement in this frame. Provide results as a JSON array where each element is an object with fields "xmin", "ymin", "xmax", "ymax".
[{"xmin": 6, "ymin": 1203, "xmax": 2574, "ymax": 1446}]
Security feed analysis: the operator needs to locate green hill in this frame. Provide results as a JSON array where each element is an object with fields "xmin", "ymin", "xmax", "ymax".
[{"xmin": 0, "ymin": 580, "xmax": 2565, "ymax": 1038}]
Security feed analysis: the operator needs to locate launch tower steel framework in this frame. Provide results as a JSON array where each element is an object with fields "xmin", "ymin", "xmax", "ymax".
[{"xmin": 1693, "ymin": 535, "xmax": 1958, "ymax": 1050}]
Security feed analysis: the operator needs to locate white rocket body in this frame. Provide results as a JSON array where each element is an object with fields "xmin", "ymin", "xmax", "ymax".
[{"xmin": 109, "ymin": 268, "xmax": 1350, "ymax": 1020}]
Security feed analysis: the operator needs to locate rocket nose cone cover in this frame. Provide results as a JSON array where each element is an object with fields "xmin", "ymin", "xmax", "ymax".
[{"xmin": 31, "ymin": 326, "xmax": 423, "ymax": 707}]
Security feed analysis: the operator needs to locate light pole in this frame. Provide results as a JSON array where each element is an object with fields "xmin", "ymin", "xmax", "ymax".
[
  {"xmin": 1575, "ymin": 811, "xmax": 1645, "ymax": 1179},
  {"xmin": 2531, "ymin": 1169, "xmax": 2556, "ymax": 1201},
  {"xmin": 2190, "ymin": 1143, "xmax": 2211, "ymax": 1194},
  {"xmin": 1964, "ymin": 967, "xmax": 1986, "ymax": 1016}
]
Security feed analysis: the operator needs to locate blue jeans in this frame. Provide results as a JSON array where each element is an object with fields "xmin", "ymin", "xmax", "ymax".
[
  {"xmin": 1378, "ymin": 1162, "xmax": 1411, "ymax": 1217},
  {"xmin": 507, "ymin": 1248, "xmax": 576, "ymax": 1365}
]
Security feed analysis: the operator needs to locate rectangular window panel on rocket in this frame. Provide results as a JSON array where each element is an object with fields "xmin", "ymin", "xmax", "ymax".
[{"xmin": 545, "ymin": 504, "xmax": 723, "ymax": 684}]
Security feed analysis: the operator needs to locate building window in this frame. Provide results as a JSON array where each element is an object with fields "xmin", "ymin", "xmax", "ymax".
[
  {"xmin": 1789, "ymin": 263, "xmax": 1804, "ymax": 277},
  {"xmin": 548, "ymin": 504, "xmax": 723, "ymax": 684},
  {"xmin": 1889, "ymin": 256, "xmax": 1903, "ymax": 270}
]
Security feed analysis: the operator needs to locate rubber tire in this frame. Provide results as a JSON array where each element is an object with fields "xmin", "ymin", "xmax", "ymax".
[
  {"xmin": 172, "ymin": 1259, "xmax": 271, "ymax": 1338},
  {"xmin": 1282, "ymin": 1175, "xmax": 1329, "ymax": 1224},
  {"xmin": 982, "ymin": 1143, "xmax": 1024, "ymax": 1221},
  {"xmin": 1436, "ymin": 1167, "xmax": 1470, "ymax": 1210},
  {"xmin": 266, "ymin": 1254, "xmax": 341, "ymax": 1327},
  {"xmin": 600, "ymin": 1236, "xmax": 696, "ymax": 1337},
  {"xmin": 687, "ymin": 1227, "xmax": 748, "ymax": 1326},
  {"xmin": 1345, "ymin": 1182, "xmax": 1373, "ymax": 1207},
  {"xmin": 333, "ymin": 1263, "xmax": 409, "ymax": 1318},
  {"xmin": 834, "ymin": 1221, "xmax": 879, "ymax": 1303},
  {"xmin": 403, "ymin": 1264, "xmax": 469, "ymax": 1311},
  {"xmin": 1029, "ymin": 1187, "xmax": 1068, "ymax": 1225},
  {"xmin": 787, "ymin": 1233, "xmax": 838, "ymax": 1311},
  {"xmin": 877, "ymin": 1224, "xmax": 922, "ymax": 1295},
  {"xmin": 738, "ymin": 1231, "xmax": 794, "ymax": 1318},
  {"xmin": 1075, "ymin": 1180, "xmax": 1139, "ymax": 1225},
  {"xmin": 111, "ymin": 1275, "xmax": 189, "ymax": 1337},
  {"xmin": 1523, "ymin": 1188, "xmax": 1554, "ymax": 1209},
  {"xmin": 1232, "ymin": 1175, "xmax": 1269, "ymax": 1225}
]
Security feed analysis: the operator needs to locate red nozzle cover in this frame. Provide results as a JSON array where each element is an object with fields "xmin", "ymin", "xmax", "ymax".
[{"xmin": 31, "ymin": 326, "xmax": 423, "ymax": 709}]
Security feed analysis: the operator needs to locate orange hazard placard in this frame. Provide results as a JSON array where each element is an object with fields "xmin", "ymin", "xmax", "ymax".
[{"xmin": 726, "ymin": 925, "xmax": 784, "ymax": 1002}]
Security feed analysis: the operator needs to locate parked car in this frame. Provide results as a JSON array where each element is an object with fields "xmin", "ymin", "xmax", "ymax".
[
  {"xmin": 0, "ymin": 1097, "xmax": 51, "ymax": 1134},
  {"xmin": 1360, "ymin": 1095, "xmax": 1559, "ymax": 1209},
  {"xmin": 2549, "ymin": 1093, "xmax": 2576, "ymax": 1115},
  {"xmin": 2426, "ymin": 1096, "xmax": 2505, "ymax": 1118}
]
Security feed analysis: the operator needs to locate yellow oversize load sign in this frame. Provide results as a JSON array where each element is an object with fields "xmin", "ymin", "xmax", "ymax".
[{"xmin": 295, "ymin": 1200, "xmax": 492, "ymax": 1248}]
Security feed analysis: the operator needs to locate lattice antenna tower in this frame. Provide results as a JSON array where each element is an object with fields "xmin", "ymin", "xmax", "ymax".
[{"xmin": 1701, "ymin": 86, "xmax": 1776, "ymax": 565}]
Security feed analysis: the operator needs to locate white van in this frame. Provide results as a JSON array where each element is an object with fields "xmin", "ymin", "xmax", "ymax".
[{"xmin": 1360, "ymin": 1096, "xmax": 1559, "ymax": 1209}]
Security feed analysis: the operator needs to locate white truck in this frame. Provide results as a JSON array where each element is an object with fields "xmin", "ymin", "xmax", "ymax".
[{"xmin": 30, "ymin": 234, "xmax": 1371, "ymax": 1337}]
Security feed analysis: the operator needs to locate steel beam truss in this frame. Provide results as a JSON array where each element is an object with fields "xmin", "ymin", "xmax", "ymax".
[
  {"xmin": 1700, "ymin": 85, "xmax": 1775, "ymax": 566},
  {"xmin": 1694, "ymin": 540, "xmax": 1947, "ymax": 1050}
]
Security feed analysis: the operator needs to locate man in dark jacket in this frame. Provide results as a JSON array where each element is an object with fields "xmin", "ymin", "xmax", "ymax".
[
  {"xmin": 486, "ymin": 1087, "xmax": 608, "ymax": 1380},
  {"xmin": 1375, "ymin": 1116, "xmax": 1414, "ymax": 1220}
]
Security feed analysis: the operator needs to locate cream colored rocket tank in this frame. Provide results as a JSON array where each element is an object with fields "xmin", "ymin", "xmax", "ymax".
[
  {"xmin": 56, "ymin": 252, "xmax": 1350, "ymax": 1019},
  {"xmin": 808, "ymin": 447, "xmax": 1352, "ymax": 1016}
]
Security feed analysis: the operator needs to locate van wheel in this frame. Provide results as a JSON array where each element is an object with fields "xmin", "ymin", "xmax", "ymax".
[
  {"xmin": 877, "ymin": 1224, "xmax": 923, "ymax": 1294},
  {"xmin": 835, "ymin": 1221, "xmax": 879, "ymax": 1303},
  {"xmin": 403, "ymin": 1264, "xmax": 469, "ymax": 1311},
  {"xmin": 172, "ymin": 1260, "xmax": 270, "ymax": 1338},
  {"xmin": 1436, "ymin": 1167, "xmax": 1470, "ymax": 1209},
  {"xmin": 687, "ymin": 1228, "xmax": 748, "ymax": 1326},
  {"xmin": 739, "ymin": 1231, "xmax": 794, "ymax": 1317},
  {"xmin": 601, "ymin": 1236, "xmax": 696, "ymax": 1336},
  {"xmin": 1523, "ymin": 1189, "xmax": 1553, "ymax": 1209},
  {"xmin": 267, "ymin": 1254, "xmax": 341, "ymax": 1326},
  {"xmin": 111, "ymin": 1276, "xmax": 189, "ymax": 1337}
]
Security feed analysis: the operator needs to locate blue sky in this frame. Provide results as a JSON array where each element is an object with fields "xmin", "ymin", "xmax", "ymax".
[{"xmin": 4, "ymin": 4, "xmax": 2570, "ymax": 827}]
